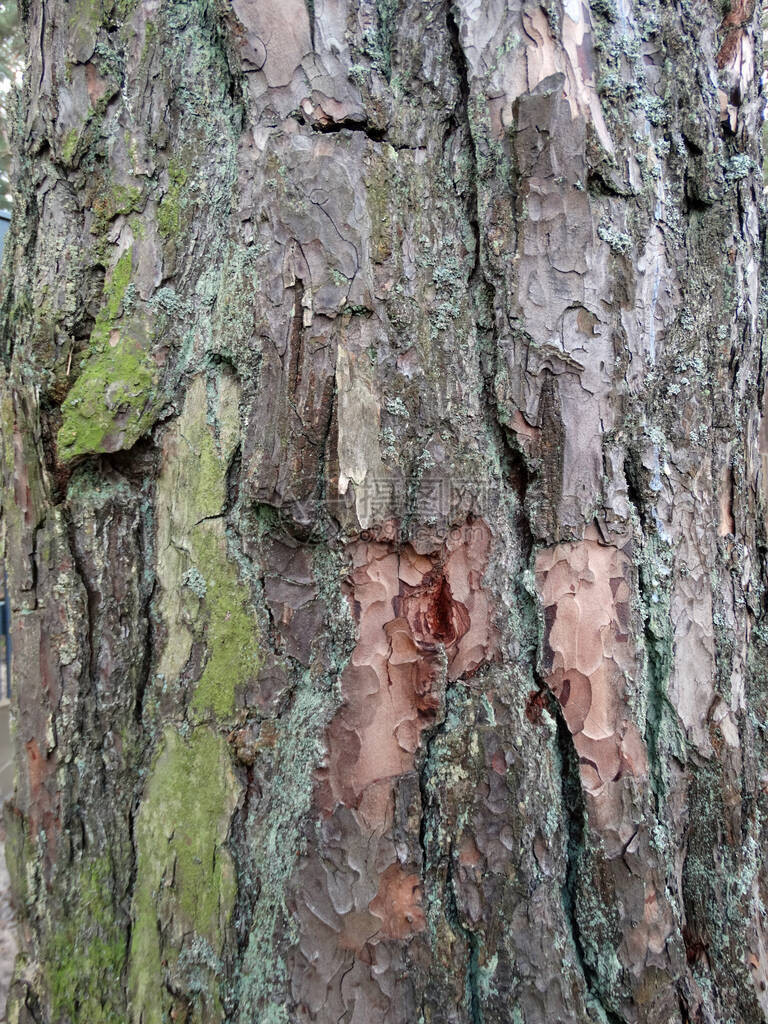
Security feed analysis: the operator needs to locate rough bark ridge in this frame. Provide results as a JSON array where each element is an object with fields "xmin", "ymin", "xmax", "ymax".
[{"xmin": 0, "ymin": 0, "xmax": 767, "ymax": 1021}]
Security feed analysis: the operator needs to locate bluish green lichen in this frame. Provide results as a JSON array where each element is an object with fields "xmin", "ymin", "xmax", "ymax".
[{"xmin": 182, "ymin": 565, "xmax": 207, "ymax": 597}]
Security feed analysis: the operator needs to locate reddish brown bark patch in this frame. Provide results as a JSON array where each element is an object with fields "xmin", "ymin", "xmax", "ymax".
[
  {"xmin": 525, "ymin": 690, "xmax": 547, "ymax": 725},
  {"xmin": 316, "ymin": 519, "xmax": 498, "ymax": 826},
  {"xmin": 535, "ymin": 531, "xmax": 648, "ymax": 797},
  {"xmin": 368, "ymin": 864, "xmax": 426, "ymax": 940},
  {"xmin": 25, "ymin": 739, "xmax": 60, "ymax": 865},
  {"xmin": 399, "ymin": 572, "xmax": 470, "ymax": 649},
  {"xmin": 716, "ymin": 0, "xmax": 755, "ymax": 73},
  {"xmin": 302, "ymin": 518, "xmax": 498, "ymax": 986}
]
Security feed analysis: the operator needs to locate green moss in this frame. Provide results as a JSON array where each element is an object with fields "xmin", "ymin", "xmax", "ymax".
[
  {"xmin": 57, "ymin": 249, "xmax": 159, "ymax": 461},
  {"xmin": 61, "ymin": 127, "xmax": 80, "ymax": 167},
  {"xmin": 157, "ymin": 194, "xmax": 180, "ymax": 238},
  {"xmin": 366, "ymin": 150, "xmax": 396, "ymax": 262},
  {"xmin": 142, "ymin": 18, "xmax": 157, "ymax": 48},
  {"xmin": 44, "ymin": 856, "xmax": 127, "ymax": 1024},
  {"xmin": 69, "ymin": 0, "xmax": 102, "ymax": 32},
  {"xmin": 2, "ymin": 806, "xmax": 29, "ymax": 915},
  {"xmin": 57, "ymin": 332, "xmax": 156, "ymax": 459},
  {"xmin": 157, "ymin": 159, "xmax": 189, "ymax": 239},
  {"xmin": 168, "ymin": 158, "xmax": 188, "ymax": 188},
  {"xmin": 114, "ymin": 0, "xmax": 140, "ymax": 20},
  {"xmin": 184, "ymin": 415, "xmax": 228, "ymax": 521},
  {"xmin": 91, "ymin": 181, "xmax": 143, "ymax": 235},
  {"xmin": 104, "ymin": 249, "xmax": 132, "ymax": 320},
  {"xmin": 190, "ymin": 524, "xmax": 262, "ymax": 721},
  {"xmin": 61, "ymin": 89, "xmax": 122, "ymax": 172},
  {"xmin": 150, "ymin": 372, "xmax": 258, "ymax": 722},
  {"xmin": 129, "ymin": 726, "xmax": 238, "ymax": 1024}
]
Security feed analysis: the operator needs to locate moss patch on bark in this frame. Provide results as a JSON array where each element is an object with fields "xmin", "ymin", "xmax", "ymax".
[
  {"xmin": 129, "ymin": 727, "xmax": 238, "ymax": 1024},
  {"xmin": 57, "ymin": 248, "xmax": 158, "ymax": 461},
  {"xmin": 44, "ymin": 857, "xmax": 127, "ymax": 1024},
  {"xmin": 153, "ymin": 373, "xmax": 262, "ymax": 723}
]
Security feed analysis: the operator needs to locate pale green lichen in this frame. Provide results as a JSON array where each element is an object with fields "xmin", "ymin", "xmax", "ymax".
[
  {"xmin": 597, "ymin": 221, "xmax": 633, "ymax": 256},
  {"xmin": 182, "ymin": 565, "xmax": 207, "ymax": 597},
  {"xmin": 129, "ymin": 726, "xmax": 238, "ymax": 1024},
  {"xmin": 724, "ymin": 153, "xmax": 753, "ymax": 183},
  {"xmin": 235, "ymin": 681, "xmax": 331, "ymax": 1021}
]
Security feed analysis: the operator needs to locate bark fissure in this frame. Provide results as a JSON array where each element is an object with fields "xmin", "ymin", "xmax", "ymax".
[
  {"xmin": 418, "ymin": 669, "xmax": 484, "ymax": 1024},
  {"xmin": 542, "ymin": 675, "xmax": 624, "ymax": 1024},
  {"xmin": 623, "ymin": 453, "xmax": 678, "ymax": 814},
  {"xmin": 63, "ymin": 507, "xmax": 96, "ymax": 688},
  {"xmin": 309, "ymin": 118, "xmax": 386, "ymax": 142}
]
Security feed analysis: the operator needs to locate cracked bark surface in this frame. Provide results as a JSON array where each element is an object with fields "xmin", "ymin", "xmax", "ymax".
[{"xmin": 0, "ymin": 0, "xmax": 767, "ymax": 1021}]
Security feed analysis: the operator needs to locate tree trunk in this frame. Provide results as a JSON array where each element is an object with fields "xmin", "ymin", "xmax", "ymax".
[{"xmin": 0, "ymin": 0, "xmax": 766, "ymax": 1021}]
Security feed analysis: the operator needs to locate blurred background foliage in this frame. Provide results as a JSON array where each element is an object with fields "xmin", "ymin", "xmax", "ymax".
[{"xmin": 0, "ymin": 0, "xmax": 22, "ymax": 211}]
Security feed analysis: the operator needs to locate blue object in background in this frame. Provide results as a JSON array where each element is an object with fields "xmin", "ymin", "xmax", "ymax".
[{"xmin": 0, "ymin": 211, "xmax": 9, "ymax": 253}]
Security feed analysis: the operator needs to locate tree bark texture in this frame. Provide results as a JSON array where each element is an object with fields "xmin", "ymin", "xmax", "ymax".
[{"xmin": 0, "ymin": 0, "xmax": 767, "ymax": 1021}]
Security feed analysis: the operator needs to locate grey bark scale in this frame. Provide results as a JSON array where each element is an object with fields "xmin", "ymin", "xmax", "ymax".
[{"xmin": 0, "ymin": 0, "xmax": 765, "ymax": 1022}]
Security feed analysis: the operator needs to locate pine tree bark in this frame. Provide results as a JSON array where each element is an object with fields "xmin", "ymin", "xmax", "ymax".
[{"xmin": 0, "ymin": 0, "xmax": 766, "ymax": 1021}]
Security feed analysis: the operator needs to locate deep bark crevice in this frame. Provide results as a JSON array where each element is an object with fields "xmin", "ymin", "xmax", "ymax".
[
  {"xmin": 623, "ymin": 452, "xmax": 677, "ymax": 816},
  {"xmin": 310, "ymin": 118, "xmax": 387, "ymax": 142},
  {"xmin": 417, "ymin": 669, "xmax": 483, "ymax": 1024},
  {"xmin": 134, "ymin": 555, "xmax": 155, "ymax": 729},
  {"xmin": 539, "ymin": 676, "xmax": 624, "ymax": 1024},
  {"xmin": 62, "ymin": 505, "xmax": 96, "ymax": 690}
]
